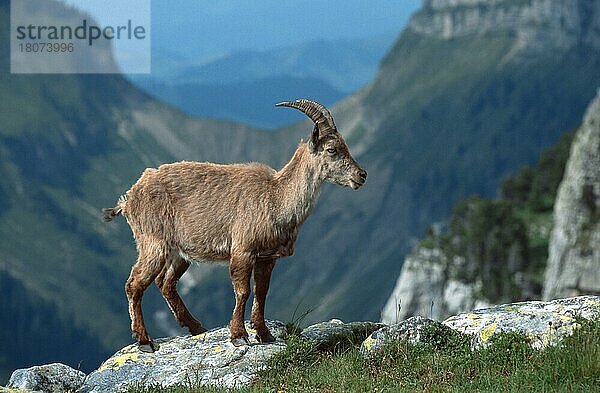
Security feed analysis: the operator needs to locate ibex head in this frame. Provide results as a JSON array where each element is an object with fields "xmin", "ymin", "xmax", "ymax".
[{"xmin": 276, "ymin": 99, "xmax": 367, "ymax": 189}]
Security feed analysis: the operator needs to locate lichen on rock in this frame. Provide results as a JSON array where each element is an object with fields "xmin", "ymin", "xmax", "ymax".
[
  {"xmin": 75, "ymin": 317, "xmax": 386, "ymax": 392},
  {"xmin": 78, "ymin": 320, "xmax": 287, "ymax": 392},
  {"xmin": 367, "ymin": 296, "xmax": 600, "ymax": 357},
  {"xmin": 3, "ymin": 297, "xmax": 598, "ymax": 392},
  {"xmin": 442, "ymin": 295, "xmax": 600, "ymax": 349}
]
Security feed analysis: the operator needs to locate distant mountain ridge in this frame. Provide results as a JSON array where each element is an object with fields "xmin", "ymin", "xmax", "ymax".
[
  {"xmin": 129, "ymin": 34, "xmax": 396, "ymax": 127},
  {"xmin": 133, "ymin": 76, "xmax": 345, "ymax": 129},
  {"xmin": 144, "ymin": 34, "xmax": 397, "ymax": 91},
  {"xmin": 412, "ymin": 0, "xmax": 600, "ymax": 51}
]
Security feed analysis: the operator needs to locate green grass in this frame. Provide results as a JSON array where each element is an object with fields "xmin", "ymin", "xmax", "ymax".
[{"xmin": 128, "ymin": 319, "xmax": 600, "ymax": 393}]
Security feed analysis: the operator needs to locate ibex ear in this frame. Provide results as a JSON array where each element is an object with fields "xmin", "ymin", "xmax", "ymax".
[{"xmin": 308, "ymin": 124, "xmax": 320, "ymax": 153}]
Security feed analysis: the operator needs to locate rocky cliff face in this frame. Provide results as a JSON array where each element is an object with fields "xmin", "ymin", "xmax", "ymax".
[
  {"xmin": 381, "ymin": 90, "xmax": 600, "ymax": 324},
  {"xmin": 381, "ymin": 245, "xmax": 492, "ymax": 324},
  {"xmin": 543, "ymin": 90, "xmax": 600, "ymax": 299},
  {"xmin": 410, "ymin": 0, "xmax": 600, "ymax": 53}
]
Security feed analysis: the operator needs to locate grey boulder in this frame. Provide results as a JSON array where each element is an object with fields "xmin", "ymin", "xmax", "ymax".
[
  {"xmin": 300, "ymin": 319, "xmax": 384, "ymax": 350},
  {"xmin": 78, "ymin": 320, "xmax": 287, "ymax": 392},
  {"xmin": 361, "ymin": 316, "xmax": 450, "ymax": 356},
  {"xmin": 443, "ymin": 295, "xmax": 600, "ymax": 349},
  {"xmin": 6, "ymin": 363, "xmax": 86, "ymax": 393},
  {"xmin": 364, "ymin": 296, "xmax": 600, "ymax": 356}
]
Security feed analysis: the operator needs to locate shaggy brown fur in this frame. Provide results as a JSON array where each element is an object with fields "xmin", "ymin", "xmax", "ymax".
[{"xmin": 104, "ymin": 99, "xmax": 366, "ymax": 351}]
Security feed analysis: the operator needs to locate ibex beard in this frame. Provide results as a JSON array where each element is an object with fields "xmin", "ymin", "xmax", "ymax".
[{"xmin": 103, "ymin": 99, "xmax": 367, "ymax": 352}]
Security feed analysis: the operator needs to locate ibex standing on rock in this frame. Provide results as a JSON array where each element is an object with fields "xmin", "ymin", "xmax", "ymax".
[{"xmin": 103, "ymin": 99, "xmax": 367, "ymax": 352}]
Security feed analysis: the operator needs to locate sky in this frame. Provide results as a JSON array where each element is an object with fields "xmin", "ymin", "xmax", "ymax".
[{"xmin": 62, "ymin": 0, "xmax": 423, "ymax": 62}]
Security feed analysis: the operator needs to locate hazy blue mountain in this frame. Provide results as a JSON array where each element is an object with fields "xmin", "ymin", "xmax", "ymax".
[
  {"xmin": 129, "ymin": 34, "xmax": 396, "ymax": 127},
  {"xmin": 133, "ymin": 76, "xmax": 345, "ymax": 129},
  {"xmin": 165, "ymin": 34, "xmax": 397, "ymax": 92}
]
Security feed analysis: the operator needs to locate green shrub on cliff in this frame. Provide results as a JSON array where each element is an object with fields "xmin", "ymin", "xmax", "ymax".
[{"xmin": 419, "ymin": 131, "xmax": 575, "ymax": 304}]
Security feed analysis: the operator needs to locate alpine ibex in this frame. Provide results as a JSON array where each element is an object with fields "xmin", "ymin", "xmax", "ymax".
[{"xmin": 103, "ymin": 99, "xmax": 367, "ymax": 352}]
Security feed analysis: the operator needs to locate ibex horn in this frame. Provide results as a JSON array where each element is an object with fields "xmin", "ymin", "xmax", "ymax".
[{"xmin": 276, "ymin": 99, "xmax": 337, "ymax": 136}]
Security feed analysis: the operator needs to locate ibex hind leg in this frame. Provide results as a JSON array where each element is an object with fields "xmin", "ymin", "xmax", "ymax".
[
  {"xmin": 125, "ymin": 238, "xmax": 167, "ymax": 352},
  {"xmin": 155, "ymin": 257, "xmax": 207, "ymax": 336}
]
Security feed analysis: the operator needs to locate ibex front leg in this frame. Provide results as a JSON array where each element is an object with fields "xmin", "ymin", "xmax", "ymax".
[
  {"xmin": 251, "ymin": 257, "xmax": 277, "ymax": 343},
  {"xmin": 229, "ymin": 251, "xmax": 253, "ymax": 346}
]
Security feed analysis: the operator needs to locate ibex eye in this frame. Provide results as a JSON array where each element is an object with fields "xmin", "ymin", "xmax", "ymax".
[{"xmin": 326, "ymin": 148, "xmax": 336, "ymax": 154}]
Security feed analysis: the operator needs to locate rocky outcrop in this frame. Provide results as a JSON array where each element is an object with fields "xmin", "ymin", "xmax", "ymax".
[
  {"xmin": 380, "ymin": 247, "xmax": 447, "ymax": 323},
  {"xmin": 2, "ymin": 297, "xmax": 598, "ymax": 391},
  {"xmin": 79, "ymin": 320, "xmax": 381, "ymax": 393},
  {"xmin": 365, "ymin": 295, "xmax": 600, "ymax": 356},
  {"xmin": 361, "ymin": 316, "xmax": 446, "ymax": 356},
  {"xmin": 79, "ymin": 321, "xmax": 288, "ymax": 392},
  {"xmin": 409, "ymin": 0, "xmax": 600, "ymax": 52},
  {"xmin": 4, "ymin": 363, "xmax": 85, "ymax": 393},
  {"xmin": 76, "ymin": 319, "xmax": 376, "ymax": 392},
  {"xmin": 300, "ymin": 319, "xmax": 383, "ymax": 350},
  {"xmin": 381, "ymin": 89, "xmax": 599, "ymax": 326},
  {"xmin": 443, "ymin": 295, "xmax": 600, "ymax": 349},
  {"xmin": 543, "ymin": 90, "xmax": 600, "ymax": 299},
  {"xmin": 380, "ymin": 246, "xmax": 490, "ymax": 324}
]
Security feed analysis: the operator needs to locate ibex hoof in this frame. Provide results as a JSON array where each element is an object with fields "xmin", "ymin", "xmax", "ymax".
[
  {"xmin": 190, "ymin": 325, "xmax": 208, "ymax": 336},
  {"xmin": 138, "ymin": 341, "xmax": 159, "ymax": 353},
  {"xmin": 230, "ymin": 336, "xmax": 250, "ymax": 347},
  {"xmin": 256, "ymin": 332, "xmax": 276, "ymax": 344}
]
